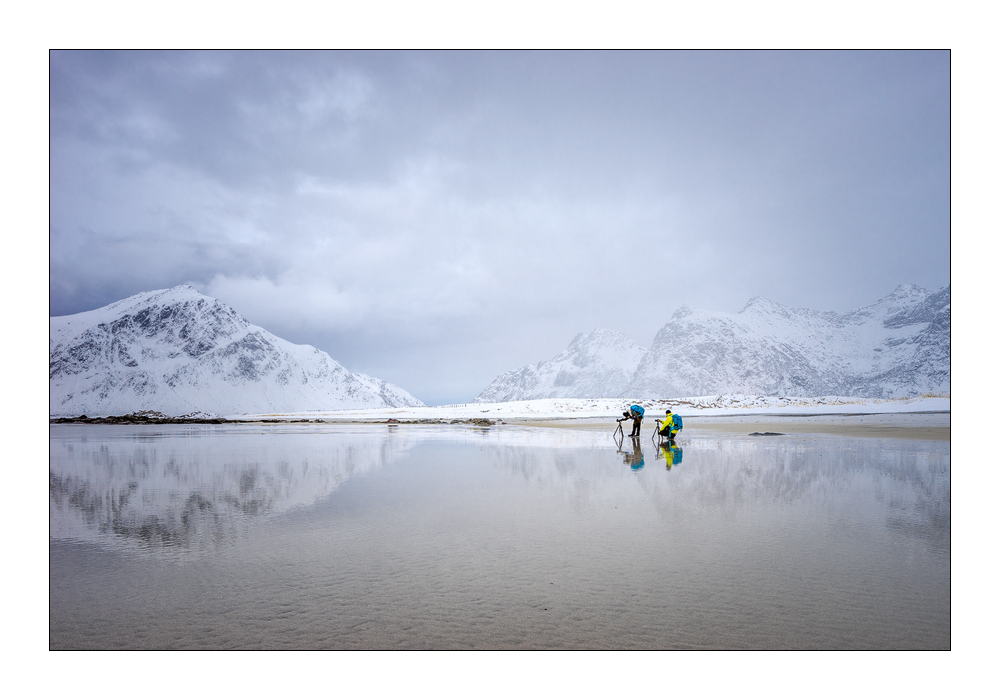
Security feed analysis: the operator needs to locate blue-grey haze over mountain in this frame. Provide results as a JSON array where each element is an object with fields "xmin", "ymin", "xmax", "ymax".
[{"xmin": 50, "ymin": 50, "xmax": 950, "ymax": 405}]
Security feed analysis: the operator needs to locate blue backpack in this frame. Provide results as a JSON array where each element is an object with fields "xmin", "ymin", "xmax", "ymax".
[
  {"xmin": 673, "ymin": 414, "xmax": 683, "ymax": 430},
  {"xmin": 630, "ymin": 404, "xmax": 645, "ymax": 418}
]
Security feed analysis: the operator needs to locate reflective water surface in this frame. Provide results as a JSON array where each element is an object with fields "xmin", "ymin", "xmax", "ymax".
[{"xmin": 50, "ymin": 424, "xmax": 949, "ymax": 649}]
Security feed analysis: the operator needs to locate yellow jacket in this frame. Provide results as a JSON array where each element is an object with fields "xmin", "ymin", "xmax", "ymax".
[{"xmin": 657, "ymin": 415, "xmax": 675, "ymax": 433}]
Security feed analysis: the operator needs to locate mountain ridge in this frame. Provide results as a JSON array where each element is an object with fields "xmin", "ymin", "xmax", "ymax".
[
  {"xmin": 477, "ymin": 284, "xmax": 950, "ymax": 401},
  {"xmin": 50, "ymin": 286, "xmax": 424, "ymax": 417}
]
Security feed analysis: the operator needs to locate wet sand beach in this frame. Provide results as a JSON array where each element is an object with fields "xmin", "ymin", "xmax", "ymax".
[{"xmin": 511, "ymin": 412, "xmax": 950, "ymax": 441}]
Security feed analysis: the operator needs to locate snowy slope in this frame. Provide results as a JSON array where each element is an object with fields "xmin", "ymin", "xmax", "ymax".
[
  {"xmin": 50, "ymin": 286, "xmax": 424, "ymax": 417},
  {"xmin": 231, "ymin": 395, "xmax": 950, "ymax": 423},
  {"xmin": 476, "ymin": 328, "xmax": 646, "ymax": 402},
  {"xmin": 626, "ymin": 284, "xmax": 950, "ymax": 399}
]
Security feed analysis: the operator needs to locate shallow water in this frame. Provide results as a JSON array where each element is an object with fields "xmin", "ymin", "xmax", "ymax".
[{"xmin": 50, "ymin": 424, "xmax": 949, "ymax": 649}]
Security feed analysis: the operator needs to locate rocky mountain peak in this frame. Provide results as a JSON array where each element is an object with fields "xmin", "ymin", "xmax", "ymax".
[
  {"xmin": 50, "ymin": 287, "xmax": 424, "ymax": 417},
  {"xmin": 627, "ymin": 284, "xmax": 950, "ymax": 399}
]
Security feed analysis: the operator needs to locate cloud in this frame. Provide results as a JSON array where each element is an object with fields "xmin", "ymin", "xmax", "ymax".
[{"xmin": 50, "ymin": 50, "xmax": 951, "ymax": 404}]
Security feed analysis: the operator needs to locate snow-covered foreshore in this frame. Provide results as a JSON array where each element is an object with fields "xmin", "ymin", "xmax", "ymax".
[{"xmin": 226, "ymin": 394, "xmax": 950, "ymax": 423}]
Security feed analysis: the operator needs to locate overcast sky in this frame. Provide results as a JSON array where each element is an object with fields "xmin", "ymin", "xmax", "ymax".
[{"xmin": 50, "ymin": 50, "xmax": 950, "ymax": 405}]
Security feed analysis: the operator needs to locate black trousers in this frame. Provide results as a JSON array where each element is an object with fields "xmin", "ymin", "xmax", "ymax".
[{"xmin": 630, "ymin": 418, "xmax": 641, "ymax": 436}]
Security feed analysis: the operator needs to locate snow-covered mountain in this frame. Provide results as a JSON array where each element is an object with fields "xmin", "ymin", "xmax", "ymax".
[
  {"xmin": 50, "ymin": 286, "xmax": 424, "ymax": 417},
  {"xmin": 626, "ymin": 284, "xmax": 950, "ymax": 399},
  {"xmin": 475, "ymin": 328, "xmax": 646, "ymax": 402},
  {"xmin": 476, "ymin": 285, "xmax": 950, "ymax": 402}
]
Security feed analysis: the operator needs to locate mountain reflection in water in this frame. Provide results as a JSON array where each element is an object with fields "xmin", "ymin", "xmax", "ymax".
[
  {"xmin": 51, "ymin": 425, "xmax": 949, "ymax": 558},
  {"xmin": 49, "ymin": 425, "xmax": 412, "ymax": 555}
]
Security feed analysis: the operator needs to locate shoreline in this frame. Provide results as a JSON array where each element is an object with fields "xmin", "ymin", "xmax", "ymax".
[
  {"xmin": 51, "ymin": 411, "xmax": 950, "ymax": 441},
  {"xmin": 506, "ymin": 414, "xmax": 950, "ymax": 441}
]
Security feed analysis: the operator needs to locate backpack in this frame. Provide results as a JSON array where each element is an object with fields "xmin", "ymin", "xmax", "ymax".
[
  {"xmin": 673, "ymin": 414, "xmax": 683, "ymax": 430},
  {"xmin": 630, "ymin": 404, "xmax": 644, "ymax": 418}
]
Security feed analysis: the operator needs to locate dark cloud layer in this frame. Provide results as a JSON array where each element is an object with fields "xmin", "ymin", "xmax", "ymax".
[{"xmin": 50, "ymin": 50, "xmax": 950, "ymax": 405}]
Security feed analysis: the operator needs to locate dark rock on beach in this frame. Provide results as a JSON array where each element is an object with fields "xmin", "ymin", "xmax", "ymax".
[{"xmin": 51, "ymin": 411, "xmax": 231, "ymax": 425}]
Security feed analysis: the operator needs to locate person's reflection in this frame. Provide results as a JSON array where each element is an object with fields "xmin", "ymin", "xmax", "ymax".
[
  {"xmin": 621, "ymin": 436, "xmax": 645, "ymax": 470},
  {"xmin": 655, "ymin": 440, "xmax": 683, "ymax": 470}
]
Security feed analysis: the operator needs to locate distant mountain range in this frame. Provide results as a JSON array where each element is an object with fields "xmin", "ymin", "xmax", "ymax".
[
  {"xmin": 476, "ymin": 328, "xmax": 646, "ymax": 403},
  {"xmin": 476, "ymin": 284, "xmax": 950, "ymax": 402},
  {"xmin": 50, "ymin": 286, "xmax": 424, "ymax": 417}
]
